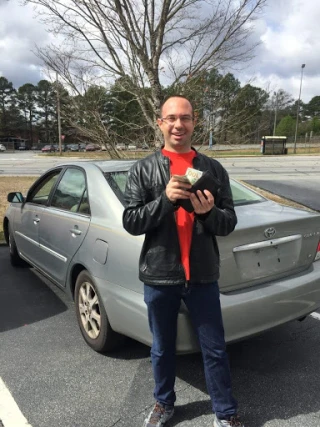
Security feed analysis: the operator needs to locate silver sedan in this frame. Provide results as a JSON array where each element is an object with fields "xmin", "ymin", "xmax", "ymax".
[{"xmin": 3, "ymin": 160, "xmax": 320, "ymax": 353}]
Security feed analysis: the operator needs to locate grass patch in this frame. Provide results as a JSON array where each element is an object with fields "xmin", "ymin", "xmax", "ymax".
[
  {"xmin": 37, "ymin": 150, "xmax": 151, "ymax": 160},
  {"xmin": 0, "ymin": 176, "xmax": 37, "ymax": 244},
  {"xmin": 287, "ymin": 147, "xmax": 320, "ymax": 155},
  {"xmin": 207, "ymin": 149, "xmax": 261, "ymax": 157},
  {"xmin": 38, "ymin": 146, "xmax": 320, "ymax": 159},
  {"xmin": 205, "ymin": 147, "xmax": 320, "ymax": 157}
]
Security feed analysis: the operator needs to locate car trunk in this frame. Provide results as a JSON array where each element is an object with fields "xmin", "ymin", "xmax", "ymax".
[{"xmin": 218, "ymin": 201, "xmax": 320, "ymax": 292}]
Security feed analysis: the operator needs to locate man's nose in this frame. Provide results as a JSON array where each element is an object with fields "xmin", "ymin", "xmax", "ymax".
[{"xmin": 174, "ymin": 118, "xmax": 184, "ymax": 127}]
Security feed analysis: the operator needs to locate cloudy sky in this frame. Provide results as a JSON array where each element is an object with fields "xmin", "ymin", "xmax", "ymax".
[{"xmin": 0, "ymin": 0, "xmax": 319, "ymax": 103}]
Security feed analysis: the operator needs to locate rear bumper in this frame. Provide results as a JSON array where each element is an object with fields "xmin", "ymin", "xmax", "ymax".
[
  {"xmin": 221, "ymin": 261, "xmax": 320, "ymax": 344},
  {"xmin": 96, "ymin": 261, "xmax": 320, "ymax": 354}
]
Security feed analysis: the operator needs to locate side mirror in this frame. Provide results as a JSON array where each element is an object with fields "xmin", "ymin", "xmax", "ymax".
[{"xmin": 7, "ymin": 192, "xmax": 25, "ymax": 203}]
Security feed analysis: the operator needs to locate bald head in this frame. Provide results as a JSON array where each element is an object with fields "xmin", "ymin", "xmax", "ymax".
[{"xmin": 160, "ymin": 96, "xmax": 194, "ymax": 117}]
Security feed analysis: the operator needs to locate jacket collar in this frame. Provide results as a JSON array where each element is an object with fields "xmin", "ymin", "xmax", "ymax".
[{"xmin": 157, "ymin": 146, "xmax": 199, "ymax": 163}]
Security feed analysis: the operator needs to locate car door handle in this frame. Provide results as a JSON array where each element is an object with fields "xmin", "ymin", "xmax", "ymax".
[
  {"xmin": 33, "ymin": 217, "xmax": 40, "ymax": 224},
  {"xmin": 70, "ymin": 228, "xmax": 82, "ymax": 236}
]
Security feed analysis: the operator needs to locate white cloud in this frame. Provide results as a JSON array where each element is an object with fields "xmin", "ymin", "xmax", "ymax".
[
  {"xmin": 0, "ymin": 0, "xmax": 51, "ymax": 86},
  {"xmin": 0, "ymin": 0, "xmax": 319, "ymax": 103},
  {"xmin": 239, "ymin": 0, "xmax": 320, "ymax": 102}
]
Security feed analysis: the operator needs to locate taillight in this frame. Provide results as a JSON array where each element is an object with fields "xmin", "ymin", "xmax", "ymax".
[{"xmin": 315, "ymin": 241, "xmax": 320, "ymax": 262}]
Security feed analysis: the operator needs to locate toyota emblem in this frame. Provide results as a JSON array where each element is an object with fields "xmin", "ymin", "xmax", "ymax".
[{"xmin": 264, "ymin": 227, "xmax": 276, "ymax": 239}]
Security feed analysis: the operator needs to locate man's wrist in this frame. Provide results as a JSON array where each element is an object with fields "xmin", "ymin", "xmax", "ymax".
[
  {"xmin": 169, "ymin": 198, "xmax": 179, "ymax": 207},
  {"xmin": 165, "ymin": 193, "xmax": 179, "ymax": 209},
  {"xmin": 195, "ymin": 209, "xmax": 212, "ymax": 220}
]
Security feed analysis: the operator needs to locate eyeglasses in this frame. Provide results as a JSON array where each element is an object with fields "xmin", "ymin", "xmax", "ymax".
[{"xmin": 160, "ymin": 115, "xmax": 194, "ymax": 124}]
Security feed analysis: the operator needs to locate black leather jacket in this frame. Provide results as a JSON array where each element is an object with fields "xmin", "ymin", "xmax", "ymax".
[{"xmin": 122, "ymin": 148, "xmax": 237, "ymax": 285}]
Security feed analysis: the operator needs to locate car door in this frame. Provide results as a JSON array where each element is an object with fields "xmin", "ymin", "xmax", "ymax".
[
  {"xmin": 13, "ymin": 170, "xmax": 62, "ymax": 266},
  {"xmin": 37, "ymin": 167, "xmax": 91, "ymax": 286}
]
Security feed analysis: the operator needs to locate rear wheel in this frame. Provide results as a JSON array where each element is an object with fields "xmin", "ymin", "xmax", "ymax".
[
  {"xmin": 74, "ymin": 270, "xmax": 122, "ymax": 353},
  {"xmin": 8, "ymin": 227, "xmax": 27, "ymax": 267}
]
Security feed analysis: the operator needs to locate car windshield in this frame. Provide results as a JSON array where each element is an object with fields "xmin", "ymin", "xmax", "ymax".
[{"xmin": 105, "ymin": 171, "xmax": 265, "ymax": 206}]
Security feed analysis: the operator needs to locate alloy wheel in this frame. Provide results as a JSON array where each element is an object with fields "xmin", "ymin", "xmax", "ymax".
[{"xmin": 78, "ymin": 281, "xmax": 101, "ymax": 339}]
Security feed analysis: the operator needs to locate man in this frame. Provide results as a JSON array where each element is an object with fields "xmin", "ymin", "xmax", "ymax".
[{"xmin": 122, "ymin": 95, "xmax": 243, "ymax": 427}]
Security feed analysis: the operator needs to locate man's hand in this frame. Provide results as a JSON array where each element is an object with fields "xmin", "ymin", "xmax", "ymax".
[
  {"xmin": 190, "ymin": 190, "xmax": 215, "ymax": 214},
  {"xmin": 166, "ymin": 177, "xmax": 192, "ymax": 203}
]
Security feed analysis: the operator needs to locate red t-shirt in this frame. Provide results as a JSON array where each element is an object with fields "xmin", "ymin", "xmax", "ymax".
[{"xmin": 162, "ymin": 148, "xmax": 196, "ymax": 281}]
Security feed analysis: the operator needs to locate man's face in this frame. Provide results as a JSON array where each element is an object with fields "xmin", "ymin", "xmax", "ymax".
[{"xmin": 157, "ymin": 97, "xmax": 195, "ymax": 152}]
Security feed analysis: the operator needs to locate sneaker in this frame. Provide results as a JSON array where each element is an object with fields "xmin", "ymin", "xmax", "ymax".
[
  {"xmin": 143, "ymin": 402, "xmax": 174, "ymax": 427},
  {"xmin": 214, "ymin": 414, "xmax": 244, "ymax": 427}
]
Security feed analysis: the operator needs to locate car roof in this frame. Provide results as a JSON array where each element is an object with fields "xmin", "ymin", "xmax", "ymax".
[
  {"xmin": 94, "ymin": 160, "xmax": 136, "ymax": 172},
  {"xmin": 57, "ymin": 159, "xmax": 137, "ymax": 173}
]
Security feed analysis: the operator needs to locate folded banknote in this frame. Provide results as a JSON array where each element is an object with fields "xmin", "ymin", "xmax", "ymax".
[{"xmin": 173, "ymin": 167, "xmax": 203, "ymax": 185}]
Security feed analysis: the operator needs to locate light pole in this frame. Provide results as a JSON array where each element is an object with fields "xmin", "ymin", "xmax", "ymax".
[{"xmin": 293, "ymin": 64, "xmax": 305, "ymax": 154}]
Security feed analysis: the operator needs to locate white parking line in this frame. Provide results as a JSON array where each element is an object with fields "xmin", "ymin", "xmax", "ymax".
[
  {"xmin": 310, "ymin": 312, "xmax": 320, "ymax": 321},
  {"xmin": 0, "ymin": 377, "xmax": 32, "ymax": 427}
]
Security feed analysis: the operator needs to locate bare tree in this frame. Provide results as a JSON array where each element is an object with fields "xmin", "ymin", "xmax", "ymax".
[
  {"xmin": 24, "ymin": 0, "xmax": 266, "ymax": 143},
  {"xmin": 261, "ymin": 89, "xmax": 294, "ymax": 136},
  {"xmin": 59, "ymin": 81, "xmax": 152, "ymax": 158}
]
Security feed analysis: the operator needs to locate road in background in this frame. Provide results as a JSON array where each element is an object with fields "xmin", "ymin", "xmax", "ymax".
[
  {"xmin": 0, "ymin": 151, "xmax": 320, "ymax": 180},
  {"xmin": 0, "ymin": 151, "xmax": 70, "ymax": 176}
]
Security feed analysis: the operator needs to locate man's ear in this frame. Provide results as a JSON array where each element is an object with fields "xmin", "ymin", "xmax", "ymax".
[
  {"xmin": 193, "ymin": 111, "xmax": 198, "ymax": 126},
  {"xmin": 156, "ymin": 118, "xmax": 163, "ymax": 127}
]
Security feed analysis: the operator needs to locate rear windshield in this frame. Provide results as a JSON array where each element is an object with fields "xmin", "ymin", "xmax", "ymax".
[
  {"xmin": 230, "ymin": 180, "xmax": 265, "ymax": 206},
  {"xmin": 105, "ymin": 171, "xmax": 265, "ymax": 207}
]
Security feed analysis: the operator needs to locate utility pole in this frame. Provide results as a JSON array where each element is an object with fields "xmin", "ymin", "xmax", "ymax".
[
  {"xmin": 56, "ymin": 72, "xmax": 62, "ymax": 156},
  {"xmin": 209, "ymin": 112, "xmax": 213, "ymax": 150},
  {"xmin": 293, "ymin": 64, "xmax": 306, "ymax": 154},
  {"xmin": 273, "ymin": 91, "xmax": 278, "ymax": 136}
]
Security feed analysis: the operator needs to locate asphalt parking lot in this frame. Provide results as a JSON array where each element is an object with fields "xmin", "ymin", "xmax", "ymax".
[
  {"xmin": 1, "ymin": 245, "xmax": 320, "ymax": 427},
  {"xmin": 1, "ymin": 154, "xmax": 320, "ymax": 426}
]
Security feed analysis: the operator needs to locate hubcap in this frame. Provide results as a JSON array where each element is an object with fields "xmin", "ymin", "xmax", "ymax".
[{"xmin": 78, "ymin": 281, "xmax": 101, "ymax": 339}]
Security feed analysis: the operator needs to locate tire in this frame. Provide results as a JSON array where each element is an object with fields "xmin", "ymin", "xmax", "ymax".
[
  {"xmin": 74, "ymin": 270, "xmax": 122, "ymax": 353},
  {"xmin": 8, "ymin": 227, "xmax": 27, "ymax": 267}
]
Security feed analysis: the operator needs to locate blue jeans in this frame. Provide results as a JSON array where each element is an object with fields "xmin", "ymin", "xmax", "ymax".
[{"xmin": 144, "ymin": 282, "xmax": 237, "ymax": 420}]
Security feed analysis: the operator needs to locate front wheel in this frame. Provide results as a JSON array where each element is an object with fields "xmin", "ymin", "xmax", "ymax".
[{"xmin": 74, "ymin": 270, "xmax": 122, "ymax": 353}]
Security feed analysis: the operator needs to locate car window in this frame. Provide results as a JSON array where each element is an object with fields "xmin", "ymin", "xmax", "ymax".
[
  {"xmin": 105, "ymin": 171, "xmax": 265, "ymax": 207},
  {"xmin": 51, "ymin": 167, "xmax": 88, "ymax": 212},
  {"xmin": 79, "ymin": 190, "xmax": 90, "ymax": 214},
  {"xmin": 231, "ymin": 180, "xmax": 265, "ymax": 206},
  {"xmin": 70, "ymin": 189, "xmax": 91, "ymax": 215},
  {"xmin": 109, "ymin": 172, "xmax": 127, "ymax": 193},
  {"xmin": 28, "ymin": 171, "xmax": 61, "ymax": 205},
  {"xmin": 104, "ymin": 171, "xmax": 128, "ymax": 204}
]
